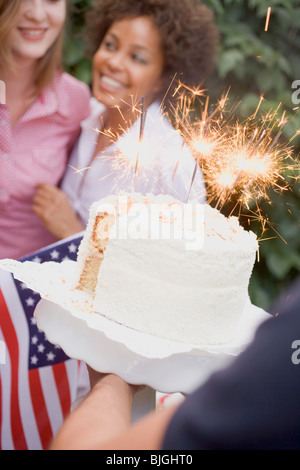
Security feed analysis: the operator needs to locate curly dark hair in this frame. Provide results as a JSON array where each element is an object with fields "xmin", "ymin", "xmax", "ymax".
[{"xmin": 85, "ymin": 0, "xmax": 219, "ymax": 103}]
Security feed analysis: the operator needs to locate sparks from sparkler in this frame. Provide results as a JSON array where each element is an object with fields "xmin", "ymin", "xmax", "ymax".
[
  {"xmin": 170, "ymin": 87, "xmax": 231, "ymax": 202},
  {"xmin": 185, "ymin": 94, "xmax": 294, "ymax": 213},
  {"xmin": 239, "ymin": 202, "xmax": 288, "ymax": 247},
  {"xmin": 91, "ymin": 99, "xmax": 177, "ymax": 195},
  {"xmin": 133, "ymin": 96, "xmax": 147, "ymax": 192}
]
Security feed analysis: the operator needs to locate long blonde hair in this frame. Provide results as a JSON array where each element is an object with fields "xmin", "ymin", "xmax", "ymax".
[{"xmin": 0, "ymin": 0, "xmax": 66, "ymax": 96}]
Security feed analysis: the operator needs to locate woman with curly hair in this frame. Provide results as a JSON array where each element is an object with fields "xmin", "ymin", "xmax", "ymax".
[{"xmin": 33, "ymin": 0, "xmax": 219, "ymax": 239}]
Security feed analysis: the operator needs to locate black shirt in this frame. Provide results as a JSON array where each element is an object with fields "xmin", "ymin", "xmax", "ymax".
[{"xmin": 163, "ymin": 277, "xmax": 300, "ymax": 450}]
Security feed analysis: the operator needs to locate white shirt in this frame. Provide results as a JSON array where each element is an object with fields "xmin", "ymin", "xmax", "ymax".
[{"xmin": 62, "ymin": 98, "xmax": 206, "ymax": 226}]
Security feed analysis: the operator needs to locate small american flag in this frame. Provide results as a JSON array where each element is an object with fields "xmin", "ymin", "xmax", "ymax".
[{"xmin": 0, "ymin": 234, "xmax": 90, "ymax": 450}]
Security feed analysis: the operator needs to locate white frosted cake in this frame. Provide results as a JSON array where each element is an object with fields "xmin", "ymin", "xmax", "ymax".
[{"xmin": 76, "ymin": 193, "xmax": 258, "ymax": 345}]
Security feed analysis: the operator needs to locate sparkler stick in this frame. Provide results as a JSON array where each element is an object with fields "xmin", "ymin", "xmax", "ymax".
[
  {"xmin": 133, "ymin": 97, "xmax": 147, "ymax": 191},
  {"xmin": 169, "ymin": 88, "xmax": 196, "ymax": 182},
  {"xmin": 134, "ymin": 96, "xmax": 147, "ymax": 174},
  {"xmin": 186, "ymin": 97, "xmax": 211, "ymax": 202},
  {"xmin": 172, "ymin": 116, "xmax": 191, "ymax": 181},
  {"xmin": 186, "ymin": 94, "xmax": 229, "ymax": 202}
]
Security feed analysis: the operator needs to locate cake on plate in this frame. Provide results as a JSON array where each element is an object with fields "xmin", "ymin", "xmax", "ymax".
[{"xmin": 76, "ymin": 193, "xmax": 258, "ymax": 345}]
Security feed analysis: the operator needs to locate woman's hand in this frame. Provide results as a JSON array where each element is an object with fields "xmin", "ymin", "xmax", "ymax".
[{"xmin": 32, "ymin": 183, "xmax": 84, "ymax": 240}]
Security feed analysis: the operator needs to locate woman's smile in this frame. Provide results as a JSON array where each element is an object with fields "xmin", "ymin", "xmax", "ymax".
[
  {"xmin": 99, "ymin": 74, "xmax": 124, "ymax": 92},
  {"xmin": 18, "ymin": 27, "xmax": 48, "ymax": 41},
  {"xmin": 7, "ymin": 0, "xmax": 66, "ymax": 63}
]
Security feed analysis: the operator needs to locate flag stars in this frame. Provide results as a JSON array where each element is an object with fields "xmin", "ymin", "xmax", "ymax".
[
  {"xmin": 47, "ymin": 351, "xmax": 56, "ymax": 362},
  {"xmin": 68, "ymin": 242, "xmax": 77, "ymax": 254},
  {"xmin": 31, "ymin": 355, "xmax": 39, "ymax": 366},
  {"xmin": 19, "ymin": 280, "xmax": 39, "ymax": 296},
  {"xmin": 37, "ymin": 343, "xmax": 46, "ymax": 354},
  {"xmin": 14, "ymin": 235, "xmax": 83, "ymax": 370},
  {"xmin": 50, "ymin": 249, "xmax": 60, "ymax": 260},
  {"xmin": 31, "ymin": 335, "xmax": 39, "ymax": 345},
  {"xmin": 25, "ymin": 297, "xmax": 36, "ymax": 307}
]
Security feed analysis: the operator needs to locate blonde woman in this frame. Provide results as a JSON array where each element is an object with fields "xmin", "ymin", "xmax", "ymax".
[
  {"xmin": 0, "ymin": 0, "xmax": 91, "ymax": 451},
  {"xmin": 0, "ymin": 0, "xmax": 90, "ymax": 259}
]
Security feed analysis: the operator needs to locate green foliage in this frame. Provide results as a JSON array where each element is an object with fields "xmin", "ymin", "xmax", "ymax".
[
  {"xmin": 64, "ymin": 0, "xmax": 93, "ymax": 84},
  {"xmin": 63, "ymin": 0, "xmax": 300, "ymax": 309},
  {"xmin": 248, "ymin": 171, "xmax": 300, "ymax": 309},
  {"xmin": 204, "ymin": 0, "xmax": 300, "ymax": 140}
]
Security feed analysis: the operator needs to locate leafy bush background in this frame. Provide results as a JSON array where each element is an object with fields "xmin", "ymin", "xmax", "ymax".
[{"xmin": 64, "ymin": 0, "xmax": 300, "ymax": 310}]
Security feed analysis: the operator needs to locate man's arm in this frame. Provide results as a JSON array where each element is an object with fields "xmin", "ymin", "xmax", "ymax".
[{"xmin": 50, "ymin": 374, "xmax": 177, "ymax": 450}]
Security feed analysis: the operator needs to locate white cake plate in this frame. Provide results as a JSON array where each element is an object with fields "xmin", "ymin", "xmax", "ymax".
[
  {"xmin": 0, "ymin": 258, "xmax": 271, "ymax": 394},
  {"xmin": 34, "ymin": 298, "xmax": 270, "ymax": 394}
]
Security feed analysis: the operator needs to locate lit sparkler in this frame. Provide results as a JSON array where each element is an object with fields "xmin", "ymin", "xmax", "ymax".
[
  {"xmin": 170, "ymin": 88, "xmax": 230, "ymax": 202},
  {"xmin": 81, "ymin": 82, "xmax": 297, "ymax": 239},
  {"xmin": 134, "ymin": 96, "xmax": 147, "ymax": 175},
  {"xmin": 186, "ymin": 95, "xmax": 294, "ymax": 216}
]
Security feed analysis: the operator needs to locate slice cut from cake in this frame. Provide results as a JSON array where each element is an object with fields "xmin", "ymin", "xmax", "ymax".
[{"xmin": 78, "ymin": 211, "xmax": 115, "ymax": 293}]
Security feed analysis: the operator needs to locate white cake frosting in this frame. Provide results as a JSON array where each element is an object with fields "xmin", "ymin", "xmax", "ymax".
[{"xmin": 76, "ymin": 193, "xmax": 258, "ymax": 345}]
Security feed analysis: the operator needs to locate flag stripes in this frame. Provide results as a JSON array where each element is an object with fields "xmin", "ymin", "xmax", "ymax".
[{"xmin": 0, "ymin": 234, "xmax": 89, "ymax": 449}]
